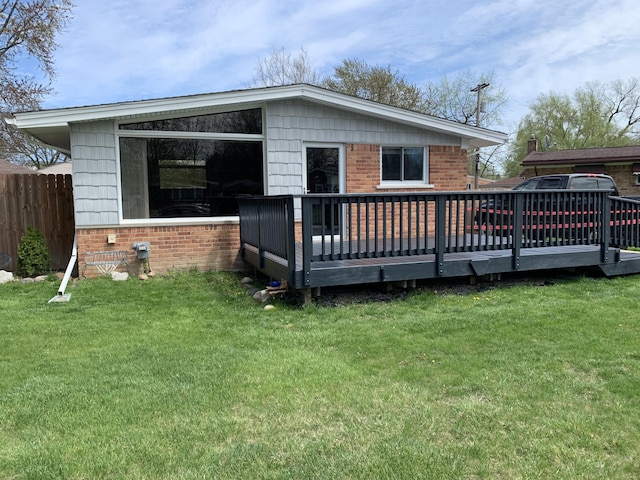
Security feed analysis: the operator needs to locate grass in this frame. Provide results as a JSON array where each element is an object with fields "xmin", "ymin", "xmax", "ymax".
[{"xmin": 1, "ymin": 270, "xmax": 639, "ymax": 479}]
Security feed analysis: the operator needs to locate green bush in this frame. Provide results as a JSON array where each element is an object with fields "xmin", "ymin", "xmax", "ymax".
[{"xmin": 17, "ymin": 226, "xmax": 50, "ymax": 277}]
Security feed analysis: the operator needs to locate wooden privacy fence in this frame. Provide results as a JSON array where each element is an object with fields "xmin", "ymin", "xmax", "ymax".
[{"xmin": 0, "ymin": 174, "xmax": 74, "ymax": 273}]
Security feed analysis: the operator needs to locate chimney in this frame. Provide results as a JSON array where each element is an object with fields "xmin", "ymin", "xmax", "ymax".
[{"xmin": 527, "ymin": 134, "xmax": 538, "ymax": 154}]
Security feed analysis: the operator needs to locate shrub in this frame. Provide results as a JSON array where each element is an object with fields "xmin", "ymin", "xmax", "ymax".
[{"xmin": 17, "ymin": 226, "xmax": 50, "ymax": 277}]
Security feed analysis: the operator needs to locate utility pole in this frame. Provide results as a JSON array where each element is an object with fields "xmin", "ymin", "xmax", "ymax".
[{"xmin": 470, "ymin": 82, "xmax": 489, "ymax": 189}]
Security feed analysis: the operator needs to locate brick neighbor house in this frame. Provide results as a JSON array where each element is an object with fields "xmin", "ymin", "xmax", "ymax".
[
  {"xmin": 522, "ymin": 135, "xmax": 640, "ymax": 196},
  {"xmin": 5, "ymin": 84, "xmax": 507, "ymax": 276}
]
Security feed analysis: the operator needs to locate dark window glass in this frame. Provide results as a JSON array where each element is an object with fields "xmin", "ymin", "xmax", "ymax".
[
  {"xmin": 597, "ymin": 178, "xmax": 615, "ymax": 191},
  {"xmin": 120, "ymin": 137, "xmax": 263, "ymax": 219},
  {"xmin": 570, "ymin": 177, "xmax": 598, "ymax": 189},
  {"xmin": 539, "ymin": 178, "xmax": 563, "ymax": 189},
  {"xmin": 404, "ymin": 147, "xmax": 424, "ymax": 181},
  {"xmin": 514, "ymin": 179, "xmax": 540, "ymax": 190},
  {"xmin": 381, "ymin": 147, "xmax": 402, "ymax": 181},
  {"xmin": 382, "ymin": 146, "xmax": 424, "ymax": 181},
  {"xmin": 119, "ymin": 108, "xmax": 262, "ymax": 134}
]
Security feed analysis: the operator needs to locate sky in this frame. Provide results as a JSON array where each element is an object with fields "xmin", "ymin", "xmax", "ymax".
[{"xmin": 40, "ymin": 0, "xmax": 640, "ymax": 135}]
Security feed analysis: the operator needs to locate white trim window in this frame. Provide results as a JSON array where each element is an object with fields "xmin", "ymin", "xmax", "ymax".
[
  {"xmin": 381, "ymin": 146, "xmax": 428, "ymax": 184},
  {"xmin": 117, "ymin": 108, "xmax": 265, "ymax": 220}
]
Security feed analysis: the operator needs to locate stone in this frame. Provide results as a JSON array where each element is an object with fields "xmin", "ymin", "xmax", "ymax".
[
  {"xmin": 246, "ymin": 286, "xmax": 259, "ymax": 296},
  {"xmin": 54, "ymin": 272, "xmax": 65, "ymax": 280},
  {"xmin": 252, "ymin": 289, "xmax": 271, "ymax": 304},
  {"xmin": 138, "ymin": 273, "xmax": 149, "ymax": 281},
  {"xmin": 35, "ymin": 275, "xmax": 48, "ymax": 282},
  {"xmin": 111, "ymin": 272, "xmax": 129, "ymax": 281},
  {"xmin": 0, "ymin": 270, "xmax": 14, "ymax": 284},
  {"xmin": 241, "ymin": 276, "xmax": 253, "ymax": 285},
  {"xmin": 21, "ymin": 277, "xmax": 35, "ymax": 284},
  {"xmin": 264, "ymin": 304, "xmax": 276, "ymax": 310}
]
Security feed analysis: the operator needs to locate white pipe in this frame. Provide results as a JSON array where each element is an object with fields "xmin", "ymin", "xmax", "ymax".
[{"xmin": 57, "ymin": 233, "xmax": 77, "ymax": 296}]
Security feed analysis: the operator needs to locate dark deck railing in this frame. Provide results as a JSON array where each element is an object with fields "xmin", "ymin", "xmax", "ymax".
[{"xmin": 239, "ymin": 191, "xmax": 640, "ymax": 288}]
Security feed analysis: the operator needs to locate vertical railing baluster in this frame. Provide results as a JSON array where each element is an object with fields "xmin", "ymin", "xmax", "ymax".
[{"xmin": 435, "ymin": 195, "xmax": 446, "ymax": 275}]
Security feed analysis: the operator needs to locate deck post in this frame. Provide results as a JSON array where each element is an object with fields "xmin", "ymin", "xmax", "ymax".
[
  {"xmin": 512, "ymin": 194, "xmax": 523, "ymax": 270},
  {"xmin": 301, "ymin": 197, "xmax": 313, "ymax": 287},
  {"xmin": 601, "ymin": 193, "xmax": 611, "ymax": 263},
  {"xmin": 256, "ymin": 201, "xmax": 265, "ymax": 269},
  {"xmin": 286, "ymin": 196, "xmax": 297, "ymax": 285},
  {"xmin": 435, "ymin": 196, "xmax": 446, "ymax": 275}
]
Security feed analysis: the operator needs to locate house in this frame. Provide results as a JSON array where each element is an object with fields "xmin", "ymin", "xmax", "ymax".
[
  {"xmin": 38, "ymin": 161, "xmax": 72, "ymax": 175},
  {"xmin": 522, "ymin": 135, "xmax": 640, "ymax": 196},
  {"xmin": 477, "ymin": 175, "xmax": 526, "ymax": 190},
  {"xmin": 5, "ymin": 84, "xmax": 507, "ymax": 276},
  {"xmin": 0, "ymin": 159, "xmax": 38, "ymax": 175},
  {"xmin": 465, "ymin": 174, "xmax": 496, "ymax": 189}
]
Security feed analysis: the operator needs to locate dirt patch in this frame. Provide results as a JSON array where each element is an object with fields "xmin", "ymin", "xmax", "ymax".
[{"xmin": 287, "ymin": 269, "xmax": 599, "ymax": 307}]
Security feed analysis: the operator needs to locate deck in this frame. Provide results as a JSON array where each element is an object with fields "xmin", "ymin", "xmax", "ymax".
[{"xmin": 238, "ymin": 191, "xmax": 640, "ymax": 291}]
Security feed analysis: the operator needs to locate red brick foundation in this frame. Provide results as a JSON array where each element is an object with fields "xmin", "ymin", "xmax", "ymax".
[{"xmin": 77, "ymin": 223, "xmax": 243, "ymax": 277}]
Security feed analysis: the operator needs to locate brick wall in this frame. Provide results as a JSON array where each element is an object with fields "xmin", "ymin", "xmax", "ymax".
[
  {"xmin": 343, "ymin": 143, "xmax": 469, "ymax": 237},
  {"xmin": 606, "ymin": 165, "xmax": 640, "ymax": 196},
  {"xmin": 346, "ymin": 144, "xmax": 468, "ymax": 192},
  {"xmin": 428, "ymin": 145, "xmax": 469, "ymax": 191},
  {"xmin": 77, "ymin": 224, "xmax": 243, "ymax": 277}
]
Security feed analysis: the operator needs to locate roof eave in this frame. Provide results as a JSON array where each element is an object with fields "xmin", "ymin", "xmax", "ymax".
[{"xmin": 9, "ymin": 84, "xmax": 507, "ymax": 150}]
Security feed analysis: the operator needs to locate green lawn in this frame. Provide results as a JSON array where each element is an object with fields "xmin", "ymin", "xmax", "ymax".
[{"xmin": 1, "ymin": 271, "xmax": 639, "ymax": 479}]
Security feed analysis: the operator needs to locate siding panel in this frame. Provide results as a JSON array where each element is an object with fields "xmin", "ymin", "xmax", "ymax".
[{"xmin": 71, "ymin": 121, "xmax": 119, "ymax": 226}]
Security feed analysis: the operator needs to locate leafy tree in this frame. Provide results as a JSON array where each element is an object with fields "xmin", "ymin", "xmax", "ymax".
[
  {"xmin": 0, "ymin": 0, "xmax": 74, "ymax": 168},
  {"xmin": 504, "ymin": 78, "xmax": 640, "ymax": 174},
  {"xmin": 322, "ymin": 58, "xmax": 424, "ymax": 112},
  {"xmin": 253, "ymin": 47, "xmax": 320, "ymax": 87}
]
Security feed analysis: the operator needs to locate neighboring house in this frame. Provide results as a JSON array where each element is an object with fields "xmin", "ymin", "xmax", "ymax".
[
  {"xmin": 38, "ymin": 161, "xmax": 72, "ymax": 175},
  {"xmin": 5, "ymin": 84, "xmax": 507, "ymax": 275},
  {"xmin": 0, "ymin": 159, "xmax": 37, "ymax": 175},
  {"xmin": 522, "ymin": 135, "xmax": 640, "ymax": 196},
  {"xmin": 477, "ymin": 175, "xmax": 526, "ymax": 190},
  {"xmin": 465, "ymin": 174, "xmax": 497, "ymax": 189}
]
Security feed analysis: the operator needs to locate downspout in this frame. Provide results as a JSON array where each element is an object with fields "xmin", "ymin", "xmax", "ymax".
[{"xmin": 48, "ymin": 233, "xmax": 77, "ymax": 303}]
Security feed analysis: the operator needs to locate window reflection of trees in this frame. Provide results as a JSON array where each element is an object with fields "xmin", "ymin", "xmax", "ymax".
[{"xmin": 119, "ymin": 108, "xmax": 262, "ymax": 134}]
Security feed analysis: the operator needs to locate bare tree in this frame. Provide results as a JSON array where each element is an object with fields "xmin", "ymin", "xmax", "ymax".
[
  {"xmin": 0, "ymin": 0, "xmax": 74, "ymax": 167},
  {"xmin": 422, "ymin": 70, "xmax": 508, "ymax": 127},
  {"xmin": 253, "ymin": 47, "xmax": 321, "ymax": 87}
]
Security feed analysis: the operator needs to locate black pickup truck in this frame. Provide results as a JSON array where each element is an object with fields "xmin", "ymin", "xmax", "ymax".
[
  {"xmin": 474, "ymin": 173, "xmax": 621, "ymax": 233},
  {"xmin": 507, "ymin": 174, "xmax": 619, "ymax": 195}
]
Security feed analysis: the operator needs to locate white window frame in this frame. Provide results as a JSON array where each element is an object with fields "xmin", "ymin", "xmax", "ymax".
[
  {"xmin": 114, "ymin": 108, "xmax": 266, "ymax": 224},
  {"xmin": 379, "ymin": 145, "xmax": 430, "ymax": 188}
]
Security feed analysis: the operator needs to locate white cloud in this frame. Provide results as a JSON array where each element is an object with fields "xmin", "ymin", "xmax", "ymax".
[{"xmin": 44, "ymin": 0, "xmax": 640, "ymax": 130}]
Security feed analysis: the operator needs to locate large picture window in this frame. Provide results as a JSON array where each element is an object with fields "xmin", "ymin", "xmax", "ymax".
[
  {"xmin": 381, "ymin": 146, "xmax": 426, "ymax": 183},
  {"xmin": 119, "ymin": 108, "xmax": 264, "ymax": 219}
]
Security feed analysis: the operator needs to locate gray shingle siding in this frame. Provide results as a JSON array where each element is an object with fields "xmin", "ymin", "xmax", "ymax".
[
  {"xmin": 265, "ymin": 99, "xmax": 461, "ymax": 195},
  {"xmin": 70, "ymin": 121, "xmax": 119, "ymax": 227}
]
